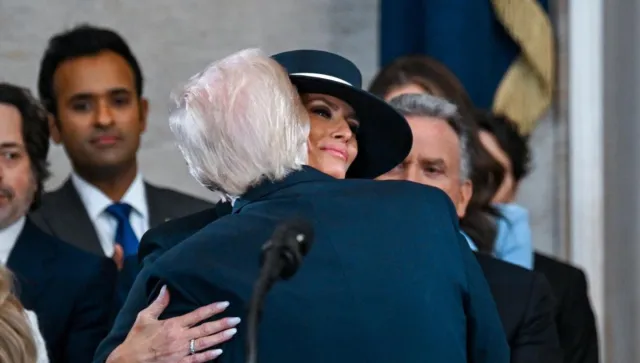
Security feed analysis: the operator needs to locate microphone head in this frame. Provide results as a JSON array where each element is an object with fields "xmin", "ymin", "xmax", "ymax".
[
  {"xmin": 260, "ymin": 217, "xmax": 315, "ymax": 280},
  {"xmin": 272, "ymin": 217, "xmax": 315, "ymax": 256}
]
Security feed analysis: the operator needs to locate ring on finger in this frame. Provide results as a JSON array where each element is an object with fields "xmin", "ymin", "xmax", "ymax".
[{"xmin": 189, "ymin": 338, "xmax": 196, "ymax": 355}]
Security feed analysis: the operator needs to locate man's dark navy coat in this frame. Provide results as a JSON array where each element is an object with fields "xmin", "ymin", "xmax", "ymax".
[
  {"xmin": 138, "ymin": 167, "xmax": 509, "ymax": 363},
  {"xmin": 96, "ymin": 208, "xmax": 564, "ymax": 363}
]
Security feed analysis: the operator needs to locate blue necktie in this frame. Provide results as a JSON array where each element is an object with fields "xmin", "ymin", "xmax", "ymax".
[
  {"xmin": 105, "ymin": 203, "xmax": 139, "ymax": 257},
  {"xmin": 106, "ymin": 203, "xmax": 140, "ymax": 307}
]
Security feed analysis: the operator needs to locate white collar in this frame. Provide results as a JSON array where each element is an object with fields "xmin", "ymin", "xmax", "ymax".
[
  {"xmin": 70, "ymin": 172, "xmax": 148, "ymax": 220},
  {"xmin": 0, "ymin": 216, "xmax": 26, "ymax": 264}
]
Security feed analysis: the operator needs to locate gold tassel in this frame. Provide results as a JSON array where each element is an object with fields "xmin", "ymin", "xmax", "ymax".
[{"xmin": 491, "ymin": 0, "xmax": 555, "ymax": 135}]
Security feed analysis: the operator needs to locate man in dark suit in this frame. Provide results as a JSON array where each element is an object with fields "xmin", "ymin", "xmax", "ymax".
[
  {"xmin": 477, "ymin": 254, "xmax": 560, "ymax": 362},
  {"xmin": 112, "ymin": 49, "xmax": 509, "ymax": 363},
  {"xmin": 379, "ymin": 93, "xmax": 562, "ymax": 362},
  {"xmin": 475, "ymin": 111, "xmax": 600, "ymax": 363},
  {"xmin": 534, "ymin": 253, "xmax": 599, "ymax": 363},
  {"xmin": 0, "ymin": 82, "xmax": 116, "ymax": 363},
  {"xmin": 29, "ymin": 24, "xmax": 212, "ymax": 304},
  {"xmin": 99, "ymin": 210, "xmax": 563, "ymax": 363},
  {"xmin": 100, "ymin": 205, "xmax": 558, "ymax": 363},
  {"xmin": 151, "ymin": 169, "xmax": 509, "ymax": 363}
]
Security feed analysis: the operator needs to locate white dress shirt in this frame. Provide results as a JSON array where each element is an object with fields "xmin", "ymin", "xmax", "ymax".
[
  {"xmin": 25, "ymin": 310, "xmax": 50, "ymax": 363},
  {"xmin": 71, "ymin": 173, "xmax": 149, "ymax": 257},
  {"xmin": 0, "ymin": 217, "xmax": 26, "ymax": 264}
]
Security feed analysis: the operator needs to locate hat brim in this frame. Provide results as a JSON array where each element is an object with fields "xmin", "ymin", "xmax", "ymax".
[{"xmin": 291, "ymin": 75, "xmax": 412, "ymax": 179}]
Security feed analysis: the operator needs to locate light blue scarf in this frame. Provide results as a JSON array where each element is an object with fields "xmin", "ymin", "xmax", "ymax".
[{"xmin": 462, "ymin": 203, "xmax": 533, "ymax": 270}]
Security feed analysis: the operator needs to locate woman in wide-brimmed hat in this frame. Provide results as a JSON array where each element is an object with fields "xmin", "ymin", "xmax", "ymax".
[{"xmin": 272, "ymin": 49, "xmax": 412, "ymax": 180}]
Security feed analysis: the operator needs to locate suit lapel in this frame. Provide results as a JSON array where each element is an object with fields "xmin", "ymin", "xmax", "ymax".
[
  {"xmin": 44, "ymin": 180, "xmax": 103, "ymax": 255},
  {"xmin": 6, "ymin": 220, "xmax": 56, "ymax": 309}
]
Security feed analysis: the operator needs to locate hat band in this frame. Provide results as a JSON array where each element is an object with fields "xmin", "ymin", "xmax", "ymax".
[{"xmin": 290, "ymin": 72, "xmax": 352, "ymax": 86}]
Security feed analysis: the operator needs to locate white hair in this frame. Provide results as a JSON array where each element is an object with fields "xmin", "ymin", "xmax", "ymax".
[
  {"xmin": 169, "ymin": 48, "xmax": 309, "ymax": 199},
  {"xmin": 388, "ymin": 93, "xmax": 471, "ymax": 181}
]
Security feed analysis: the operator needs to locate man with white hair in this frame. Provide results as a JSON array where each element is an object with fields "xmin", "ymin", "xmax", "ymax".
[{"xmin": 136, "ymin": 48, "xmax": 509, "ymax": 363}]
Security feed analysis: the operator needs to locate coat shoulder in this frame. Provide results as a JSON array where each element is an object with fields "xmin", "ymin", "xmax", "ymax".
[
  {"xmin": 534, "ymin": 253, "xmax": 586, "ymax": 286},
  {"xmin": 145, "ymin": 183, "xmax": 214, "ymax": 210}
]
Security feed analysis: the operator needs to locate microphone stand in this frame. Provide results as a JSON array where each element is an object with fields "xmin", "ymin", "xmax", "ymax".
[
  {"xmin": 246, "ymin": 267, "xmax": 276, "ymax": 363},
  {"xmin": 246, "ymin": 243, "xmax": 300, "ymax": 363},
  {"xmin": 245, "ymin": 218, "xmax": 314, "ymax": 363}
]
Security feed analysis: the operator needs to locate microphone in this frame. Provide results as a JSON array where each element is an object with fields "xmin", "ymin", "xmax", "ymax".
[
  {"xmin": 260, "ymin": 218, "xmax": 314, "ymax": 280},
  {"xmin": 246, "ymin": 218, "xmax": 315, "ymax": 363}
]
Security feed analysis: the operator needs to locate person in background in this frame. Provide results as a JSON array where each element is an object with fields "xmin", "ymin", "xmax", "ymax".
[
  {"xmin": 0, "ymin": 82, "xmax": 116, "ymax": 363},
  {"xmin": 0, "ymin": 264, "xmax": 39, "ymax": 363},
  {"xmin": 369, "ymin": 54, "xmax": 533, "ymax": 269},
  {"xmin": 379, "ymin": 93, "xmax": 562, "ymax": 363},
  {"xmin": 29, "ymin": 24, "xmax": 213, "ymax": 306},
  {"xmin": 475, "ymin": 111, "xmax": 531, "ymax": 204},
  {"xmin": 475, "ymin": 111, "xmax": 600, "ymax": 363}
]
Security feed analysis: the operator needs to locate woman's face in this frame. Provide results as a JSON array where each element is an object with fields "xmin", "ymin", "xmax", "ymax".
[
  {"xmin": 478, "ymin": 130, "xmax": 516, "ymax": 203},
  {"xmin": 302, "ymin": 93, "xmax": 359, "ymax": 179}
]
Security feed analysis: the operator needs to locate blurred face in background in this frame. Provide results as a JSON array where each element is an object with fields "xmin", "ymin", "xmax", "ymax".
[
  {"xmin": 49, "ymin": 50, "xmax": 148, "ymax": 179},
  {"xmin": 0, "ymin": 104, "xmax": 36, "ymax": 228},
  {"xmin": 302, "ymin": 93, "xmax": 359, "ymax": 179},
  {"xmin": 378, "ymin": 116, "xmax": 472, "ymax": 217},
  {"xmin": 478, "ymin": 130, "xmax": 515, "ymax": 203}
]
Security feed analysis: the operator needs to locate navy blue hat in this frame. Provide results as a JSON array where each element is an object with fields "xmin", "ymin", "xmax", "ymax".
[{"xmin": 272, "ymin": 50, "xmax": 412, "ymax": 179}]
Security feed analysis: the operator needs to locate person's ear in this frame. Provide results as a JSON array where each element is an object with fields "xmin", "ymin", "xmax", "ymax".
[
  {"xmin": 456, "ymin": 180, "xmax": 473, "ymax": 218},
  {"xmin": 48, "ymin": 114, "xmax": 62, "ymax": 144},
  {"xmin": 139, "ymin": 97, "xmax": 149, "ymax": 134}
]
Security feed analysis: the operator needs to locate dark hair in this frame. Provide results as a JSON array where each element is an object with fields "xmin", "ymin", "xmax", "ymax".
[
  {"xmin": 0, "ymin": 83, "xmax": 51, "ymax": 210},
  {"xmin": 369, "ymin": 55, "xmax": 476, "ymax": 121},
  {"xmin": 369, "ymin": 55, "xmax": 504, "ymax": 253},
  {"xmin": 37, "ymin": 24, "xmax": 144, "ymax": 117},
  {"xmin": 476, "ymin": 110, "xmax": 532, "ymax": 182}
]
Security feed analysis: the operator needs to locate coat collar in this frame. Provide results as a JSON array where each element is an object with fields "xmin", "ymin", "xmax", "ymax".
[{"xmin": 232, "ymin": 166, "xmax": 334, "ymax": 213}]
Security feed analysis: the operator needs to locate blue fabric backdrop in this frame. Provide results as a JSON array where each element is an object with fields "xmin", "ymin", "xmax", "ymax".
[{"xmin": 379, "ymin": 0, "xmax": 549, "ymax": 109}]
